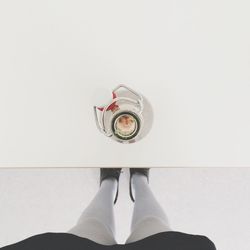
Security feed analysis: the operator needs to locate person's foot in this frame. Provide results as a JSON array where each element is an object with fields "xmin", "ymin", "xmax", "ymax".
[
  {"xmin": 100, "ymin": 168, "xmax": 122, "ymax": 204},
  {"xmin": 129, "ymin": 168, "xmax": 150, "ymax": 202}
]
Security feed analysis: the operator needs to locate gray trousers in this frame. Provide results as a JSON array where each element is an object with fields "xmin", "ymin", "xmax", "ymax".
[{"xmin": 68, "ymin": 173, "xmax": 171, "ymax": 245}]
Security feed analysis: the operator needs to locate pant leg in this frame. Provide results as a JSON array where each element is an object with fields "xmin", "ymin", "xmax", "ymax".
[
  {"xmin": 125, "ymin": 216, "xmax": 171, "ymax": 244},
  {"xmin": 125, "ymin": 173, "xmax": 171, "ymax": 244},
  {"xmin": 68, "ymin": 179, "xmax": 118, "ymax": 245}
]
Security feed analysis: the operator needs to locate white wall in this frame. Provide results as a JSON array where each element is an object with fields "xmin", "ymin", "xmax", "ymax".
[
  {"xmin": 0, "ymin": 0, "xmax": 250, "ymax": 168},
  {"xmin": 0, "ymin": 168, "xmax": 249, "ymax": 250}
]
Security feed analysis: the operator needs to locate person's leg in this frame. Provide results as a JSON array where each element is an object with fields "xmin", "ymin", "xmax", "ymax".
[
  {"xmin": 68, "ymin": 178, "xmax": 118, "ymax": 245},
  {"xmin": 125, "ymin": 172, "xmax": 172, "ymax": 244}
]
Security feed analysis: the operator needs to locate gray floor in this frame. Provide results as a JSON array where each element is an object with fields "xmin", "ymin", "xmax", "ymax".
[{"xmin": 0, "ymin": 168, "xmax": 249, "ymax": 249}]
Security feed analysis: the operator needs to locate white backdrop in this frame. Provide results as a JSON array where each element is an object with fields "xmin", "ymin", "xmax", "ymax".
[
  {"xmin": 0, "ymin": 168, "xmax": 249, "ymax": 250},
  {"xmin": 0, "ymin": 0, "xmax": 250, "ymax": 167}
]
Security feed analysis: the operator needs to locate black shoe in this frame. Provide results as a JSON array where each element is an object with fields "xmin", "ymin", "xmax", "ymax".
[
  {"xmin": 100, "ymin": 168, "xmax": 122, "ymax": 204},
  {"xmin": 129, "ymin": 168, "xmax": 150, "ymax": 202}
]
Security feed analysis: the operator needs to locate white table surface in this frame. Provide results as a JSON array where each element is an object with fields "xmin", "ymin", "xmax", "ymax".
[{"xmin": 0, "ymin": 0, "xmax": 250, "ymax": 168}]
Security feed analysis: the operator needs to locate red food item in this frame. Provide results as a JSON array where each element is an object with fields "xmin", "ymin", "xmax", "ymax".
[{"xmin": 97, "ymin": 92, "xmax": 119, "ymax": 112}]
